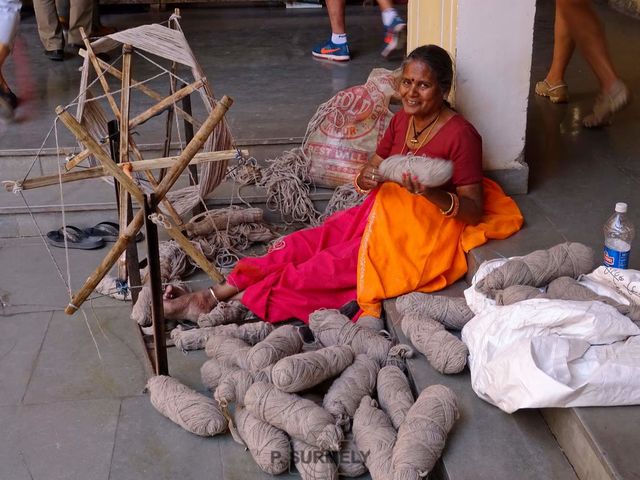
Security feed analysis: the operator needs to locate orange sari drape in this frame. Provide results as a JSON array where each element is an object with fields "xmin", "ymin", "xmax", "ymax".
[{"xmin": 357, "ymin": 178, "xmax": 524, "ymax": 317}]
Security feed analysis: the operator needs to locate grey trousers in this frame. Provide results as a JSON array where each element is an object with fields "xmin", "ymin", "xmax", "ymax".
[{"xmin": 33, "ymin": 0, "xmax": 93, "ymax": 50}]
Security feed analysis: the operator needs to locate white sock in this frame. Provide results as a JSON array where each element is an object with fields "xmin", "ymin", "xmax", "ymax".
[
  {"xmin": 382, "ymin": 8, "xmax": 398, "ymax": 27},
  {"xmin": 331, "ymin": 33, "xmax": 348, "ymax": 45}
]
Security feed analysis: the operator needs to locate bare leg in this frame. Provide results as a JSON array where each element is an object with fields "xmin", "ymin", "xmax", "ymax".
[
  {"xmin": 376, "ymin": 0, "xmax": 393, "ymax": 10},
  {"xmin": 0, "ymin": 44, "xmax": 9, "ymax": 91},
  {"xmin": 325, "ymin": 0, "xmax": 346, "ymax": 34},
  {"xmin": 558, "ymin": 0, "xmax": 618, "ymax": 91},
  {"xmin": 545, "ymin": 0, "xmax": 575, "ymax": 86},
  {"xmin": 162, "ymin": 281, "xmax": 241, "ymax": 321}
]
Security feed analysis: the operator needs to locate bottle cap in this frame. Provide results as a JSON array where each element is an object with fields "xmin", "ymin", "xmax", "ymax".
[{"xmin": 615, "ymin": 202, "xmax": 628, "ymax": 213}]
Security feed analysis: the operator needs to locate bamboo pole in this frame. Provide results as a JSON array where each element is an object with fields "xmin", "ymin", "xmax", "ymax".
[
  {"xmin": 65, "ymin": 149, "xmax": 92, "ymax": 171},
  {"xmin": 80, "ymin": 28, "xmax": 120, "ymax": 121},
  {"xmin": 77, "ymin": 51, "xmax": 199, "ymax": 129},
  {"xmin": 7, "ymin": 150, "xmax": 245, "ymax": 192},
  {"xmin": 56, "ymin": 107, "xmax": 146, "ymax": 206},
  {"xmin": 64, "ymin": 95, "xmax": 233, "ymax": 315},
  {"xmin": 129, "ymin": 79, "xmax": 204, "ymax": 130},
  {"xmin": 118, "ymin": 45, "xmax": 133, "ymax": 281}
]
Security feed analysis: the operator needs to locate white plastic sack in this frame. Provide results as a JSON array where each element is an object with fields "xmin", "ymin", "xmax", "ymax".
[{"xmin": 462, "ymin": 259, "xmax": 640, "ymax": 413}]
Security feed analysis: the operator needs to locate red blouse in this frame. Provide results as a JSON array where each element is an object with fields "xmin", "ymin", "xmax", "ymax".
[{"xmin": 376, "ymin": 110, "xmax": 483, "ymax": 187}]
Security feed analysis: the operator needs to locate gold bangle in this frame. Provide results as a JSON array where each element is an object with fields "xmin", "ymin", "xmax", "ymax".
[
  {"xmin": 440, "ymin": 191, "xmax": 459, "ymax": 217},
  {"xmin": 353, "ymin": 171, "xmax": 372, "ymax": 195},
  {"xmin": 208, "ymin": 286, "xmax": 219, "ymax": 303}
]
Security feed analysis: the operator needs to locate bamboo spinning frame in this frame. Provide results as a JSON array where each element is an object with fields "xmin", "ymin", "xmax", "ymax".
[{"xmin": 6, "ymin": 14, "xmax": 237, "ymax": 321}]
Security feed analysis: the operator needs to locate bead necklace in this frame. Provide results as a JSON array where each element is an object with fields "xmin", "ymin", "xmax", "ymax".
[
  {"xmin": 402, "ymin": 110, "xmax": 442, "ymax": 155},
  {"xmin": 410, "ymin": 112, "xmax": 440, "ymax": 144}
]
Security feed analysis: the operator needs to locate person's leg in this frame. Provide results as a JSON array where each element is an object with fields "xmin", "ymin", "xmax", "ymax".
[
  {"xmin": 558, "ymin": 0, "xmax": 630, "ymax": 126},
  {"xmin": 67, "ymin": 0, "xmax": 93, "ymax": 46},
  {"xmin": 0, "ymin": 0, "xmax": 21, "ymax": 118},
  {"xmin": 312, "ymin": 0, "xmax": 350, "ymax": 61},
  {"xmin": 377, "ymin": 0, "xmax": 406, "ymax": 57},
  {"xmin": 33, "ymin": 0, "xmax": 64, "ymax": 53},
  {"xmin": 535, "ymin": 1, "xmax": 573, "ymax": 103}
]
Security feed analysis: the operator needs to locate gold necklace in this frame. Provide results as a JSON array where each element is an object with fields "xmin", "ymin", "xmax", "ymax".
[{"xmin": 403, "ymin": 110, "xmax": 442, "ymax": 155}]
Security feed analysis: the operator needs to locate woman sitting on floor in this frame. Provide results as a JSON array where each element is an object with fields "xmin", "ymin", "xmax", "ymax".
[{"xmin": 164, "ymin": 44, "xmax": 524, "ymax": 323}]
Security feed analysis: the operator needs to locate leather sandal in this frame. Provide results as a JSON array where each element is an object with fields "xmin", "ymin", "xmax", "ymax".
[
  {"xmin": 583, "ymin": 80, "xmax": 631, "ymax": 128},
  {"xmin": 535, "ymin": 80, "xmax": 569, "ymax": 104}
]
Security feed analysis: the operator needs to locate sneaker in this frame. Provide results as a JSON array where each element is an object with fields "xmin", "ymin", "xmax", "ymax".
[
  {"xmin": 311, "ymin": 39, "xmax": 350, "ymax": 61},
  {"xmin": 45, "ymin": 49, "xmax": 64, "ymax": 61},
  {"xmin": 381, "ymin": 16, "xmax": 407, "ymax": 58}
]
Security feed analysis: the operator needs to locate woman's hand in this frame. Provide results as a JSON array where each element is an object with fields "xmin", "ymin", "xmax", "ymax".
[
  {"xmin": 402, "ymin": 172, "xmax": 426, "ymax": 194},
  {"xmin": 357, "ymin": 164, "xmax": 382, "ymax": 191}
]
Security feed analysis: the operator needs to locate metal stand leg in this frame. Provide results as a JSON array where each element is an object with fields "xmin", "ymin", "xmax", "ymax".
[{"xmin": 143, "ymin": 193, "xmax": 168, "ymax": 376}]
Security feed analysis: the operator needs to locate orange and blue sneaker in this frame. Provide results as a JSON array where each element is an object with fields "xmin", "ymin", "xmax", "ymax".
[
  {"xmin": 381, "ymin": 16, "xmax": 407, "ymax": 58},
  {"xmin": 311, "ymin": 40, "xmax": 351, "ymax": 62}
]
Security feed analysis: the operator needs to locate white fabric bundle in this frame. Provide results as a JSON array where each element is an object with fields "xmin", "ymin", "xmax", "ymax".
[{"xmin": 379, "ymin": 154, "xmax": 453, "ymax": 187}]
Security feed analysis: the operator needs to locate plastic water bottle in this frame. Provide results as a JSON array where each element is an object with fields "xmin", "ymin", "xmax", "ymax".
[{"xmin": 603, "ymin": 202, "xmax": 635, "ymax": 269}]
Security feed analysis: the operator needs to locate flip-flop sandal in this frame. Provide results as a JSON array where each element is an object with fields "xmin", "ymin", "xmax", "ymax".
[
  {"xmin": 46, "ymin": 226, "xmax": 105, "ymax": 250},
  {"xmin": 84, "ymin": 221, "xmax": 144, "ymax": 242}
]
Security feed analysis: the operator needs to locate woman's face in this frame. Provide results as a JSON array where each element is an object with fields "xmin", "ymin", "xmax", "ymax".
[{"xmin": 399, "ymin": 60, "xmax": 445, "ymax": 119}]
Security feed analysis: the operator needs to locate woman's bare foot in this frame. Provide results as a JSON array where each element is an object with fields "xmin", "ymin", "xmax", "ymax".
[{"xmin": 163, "ymin": 287, "xmax": 217, "ymax": 321}]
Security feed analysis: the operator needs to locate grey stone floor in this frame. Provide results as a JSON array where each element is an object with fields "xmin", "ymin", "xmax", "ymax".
[{"xmin": 0, "ymin": 0, "xmax": 639, "ymax": 479}]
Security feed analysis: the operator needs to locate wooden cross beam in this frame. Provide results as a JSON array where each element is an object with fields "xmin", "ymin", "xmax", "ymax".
[{"xmin": 60, "ymin": 95, "xmax": 233, "ymax": 315}]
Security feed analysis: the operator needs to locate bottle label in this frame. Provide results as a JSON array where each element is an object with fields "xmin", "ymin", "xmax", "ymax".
[{"xmin": 604, "ymin": 246, "xmax": 630, "ymax": 269}]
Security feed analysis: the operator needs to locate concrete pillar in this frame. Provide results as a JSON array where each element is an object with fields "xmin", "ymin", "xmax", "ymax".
[{"xmin": 407, "ymin": 0, "xmax": 536, "ymax": 194}]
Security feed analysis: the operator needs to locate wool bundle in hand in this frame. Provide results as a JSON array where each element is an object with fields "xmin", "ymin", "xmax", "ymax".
[
  {"xmin": 146, "ymin": 375, "xmax": 227, "ymax": 437},
  {"xmin": 401, "ymin": 314, "xmax": 468, "ymax": 374},
  {"xmin": 271, "ymin": 345, "xmax": 354, "ymax": 393},
  {"xmin": 396, "ymin": 293, "xmax": 474, "ymax": 330},
  {"xmin": 338, "ymin": 431, "xmax": 368, "ymax": 478},
  {"xmin": 198, "ymin": 299, "xmax": 250, "ymax": 327},
  {"xmin": 292, "ymin": 437, "xmax": 339, "ymax": 480},
  {"xmin": 200, "ymin": 358, "xmax": 239, "ymax": 391},
  {"xmin": 246, "ymin": 324, "xmax": 303, "ymax": 372},
  {"xmin": 323, "ymin": 353, "xmax": 380, "ymax": 425},
  {"xmin": 205, "ymin": 335, "xmax": 251, "ymax": 370},
  {"xmin": 234, "ymin": 406, "xmax": 291, "ymax": 475},
  {"xmin": 475, "ymin": 242, "xmax": 595, "ymax": 298},
  {"xmin": 245, "ymin": 381, "xmax": 343, "ymax": 451},
  {"xmin": 309, "ymin": 309, "xmax": 392, "ymax": 364},
  {"xmin": 392, "ymin": 384, "xmax": 459, "ymax": 480},
  {"xmin": 352, "ymin": 396, "xmax": 397, "ymax": 480},
  {"xmin": 377, "ymin": 365, "xmax": 414, "ymax": 430},
  {"xmin": 379, "ymin": 154, "xmax": 453, "ymax": 188}
]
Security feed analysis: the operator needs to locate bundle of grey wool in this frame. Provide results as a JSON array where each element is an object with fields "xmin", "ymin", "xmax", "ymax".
[
  {"xmin": 271, "ymin": 345, "xmax": 354, "ymax": 393},
  {"xmin": 356, "ymin": 315, "xmax": 385, "ymax": 332},
  {"xmin": 197, "ymin": 299, "xmax": 250, "ymax": 328},
  {"xmin": 378, "ymin": 154, "xmax": 453, "ymax": 188},
  {"xmin": 214, "ymin": 368, "xmax": 256, "ymax": 408},
  {"xmin": 377, "ymin": 365, "xmax": 414, "ymax": 430},
  {"xmin": 244, "ymin": 381, "xmax": 343, "ymax": 451},
  {"xmin": 234, "ymin": 406, "xmax": 291, "ymax": 475},
  {"xmin": 338, "ymin": 431, "xmax": 368, "ymax": 477},
  {"xmin": 146, "ymin": 375, "xmax": 227, "ymax": 437},
  {"xmin": 172, "ymin": 321, "xmax": 274, "ymax": 352},
  {"xmin": 200, "ymin": 358, "xmax": 239, "ymax": 391},
  {"xmin": 323, "ymin": 353, "xmax": 380, "ymax": 426},
  {"xmin": 401, "ymin": 314, "xmax": 468, "ymax": 374},
  {"xmin": 396, "ymin": 292, "xmax": 474, "ymax": 330},
  {"xmin": 475, "ymin": 242, "xmax": 595, "ymax": 298},
  {"xmin": 205, "ymin": 335, "xmax": 251, "ymax": 370},
  {"xmin": 384, "ymin": 344, "xmax": 414, "ymax": 371},
  {"xmin": 246, "ymin": 324, "xmax": 303, "ymax": 372},
  {"xmin": 392, "ymin": 384, "xmax": 459, "ymax": 480},
  {"xmin": 292, "ymin": 437, "xmax": 338, "ymax": 480},
  {"xmin": 494, "ymin": 284, "xmax": 542, "ymax": 305},
  {"xmin": 309, "ymin": 309, "xmax": 392, "ymax": 365},
  {"xmin": 352, "ymin": 396, "xmax": 397, "ymax": 480}
]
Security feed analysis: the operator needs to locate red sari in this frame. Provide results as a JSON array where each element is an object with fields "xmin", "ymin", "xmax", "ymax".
[{"xmin": 227, "ymin": 112, "xmax": 523, "ymax": 322}]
